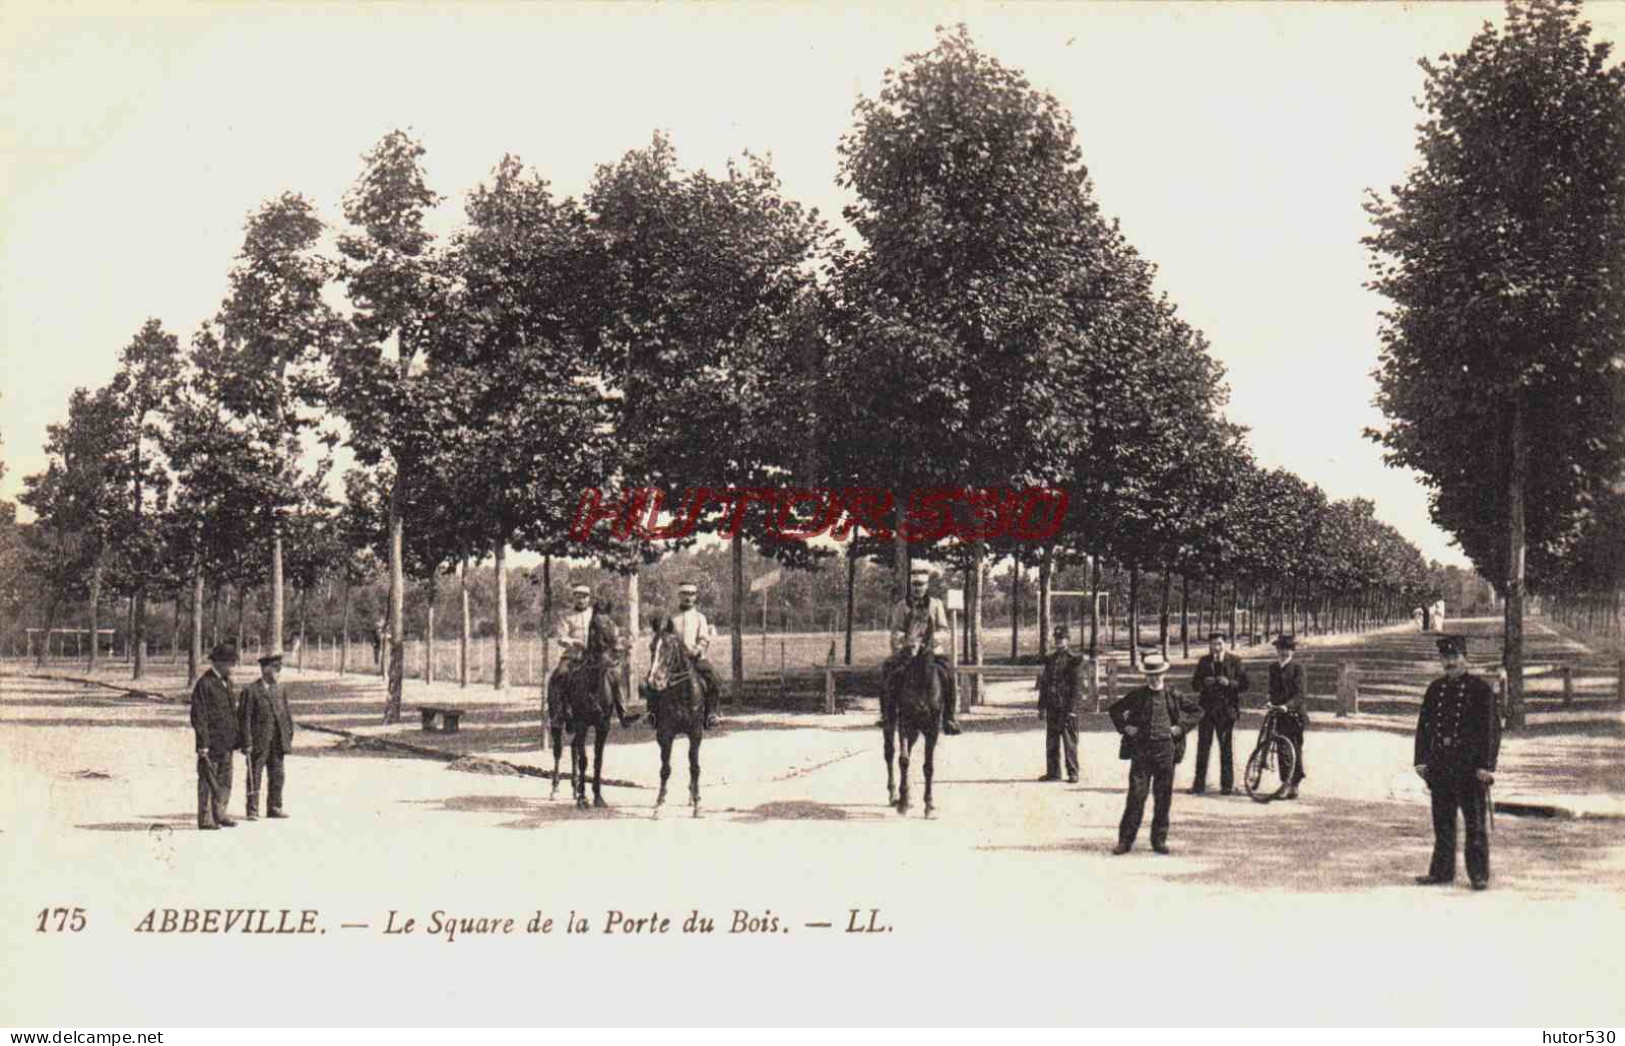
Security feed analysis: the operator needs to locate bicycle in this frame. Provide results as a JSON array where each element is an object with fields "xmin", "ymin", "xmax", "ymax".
[{"xmin": 1244, "ymin": 705, "xmax": 1299, "ymax": 803}]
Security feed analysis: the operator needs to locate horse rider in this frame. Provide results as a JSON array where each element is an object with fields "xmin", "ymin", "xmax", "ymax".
[
  {"xmin": 549, "ymin": 584, "xmax": 639, "ymax": 729},
  {"xmin": 650, "ymin": 580, "xmax": 722, "ymax": 729},
  {"xmin": 1035, "ymin": 624, "xmax": 1086, "ymax": 782},
  {"xmin": 881, "ymin": 565, "xmax": 961, "ymax": 736},
  {"xmin": 1414, "ymin": 634, "xmax": 1500, "ymax": 891}
]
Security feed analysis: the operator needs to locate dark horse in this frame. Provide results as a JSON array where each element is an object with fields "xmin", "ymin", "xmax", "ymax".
[
  {"xmin": 550, "ymin": 607, "xmax": 618, "ymax": 809},
  {"xmin": 644, "ymin": 628, "xmax": 704, "ymax": 817},
  {"xmin": 884, "ymin": 645, "xmax": 941, "ymax": 816}
]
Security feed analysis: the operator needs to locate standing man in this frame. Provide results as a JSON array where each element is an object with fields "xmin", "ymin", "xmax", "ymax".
[
  {"xmin": 1189, "ymin": 631, "xmax": 1251, "ymax": 795},
  {"xmin": 1035, "ymin": 625, "xmax": 1086, "ymax": 782},
  {"xmin": 1109, "ymin": 653, "xmax": 1203, "ymax": 854},
  {"xmin": 1267, "ymin": 634, "xmax": 1309, "ymax": 799},
  {"xmin": 239, "ymin": 652, "xmax": 295, "ymax": 820},
  {"xmin": 656, "ymin": 581, "xmax": 722, "ymax": 729},
  {"xmin": 883, "ymin": 566, "xmax": 961, "ymax": 735},
  {"xmin": 190, "ymin": 643, "xmax": 240, "ymax": 830},
  {"xmin": 1414, "ymin": 635, "xmax": 1501, "ymax": 891}
]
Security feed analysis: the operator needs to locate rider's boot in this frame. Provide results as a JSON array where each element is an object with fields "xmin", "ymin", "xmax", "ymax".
[{"xmin": 610, "ymin": 679, "xmax": 641, "ymax": 728}]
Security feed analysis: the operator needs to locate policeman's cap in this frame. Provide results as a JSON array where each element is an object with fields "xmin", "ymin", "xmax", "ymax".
[
  {"xmin": 1437, "ymin": 635, "xmax": 1468, "ymax": 657},
  {"xmin": 257, "ymin": 653, "xmax": 283, "ymax": 667},
  {"xmin": 570, "ymin": 584, "xmax": 592, "ymax": 596},
  {"xmin": 908, "ymin": 566, "xmax": 931, "ymax": 579},
  {"xmin": 677, "ymin": 583, "xmax": 698, "ymax": 595}
]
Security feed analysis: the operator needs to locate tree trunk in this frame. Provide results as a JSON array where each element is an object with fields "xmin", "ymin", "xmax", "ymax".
[
  {"xmin": 1180, "ymin": 574, "xmax": 1190, "ymax": 659},
  {"xmin": 297, "ymin": 587, "xmax": 308, "ymax": 671},
  {"xmin": 1159, "ymin": 570, "xmax": 1172, "ymax": 659},
  {"xmin": 271, "ymin": 522, "xmax": 284, "ymax": 655},
  {"xmin": 171, "ymin": 592, "xmax": 182, "ymax": 662},
  {"xmin": 459, "ymin": 557, "xmax": 471, "ymax": 689},
  {"xmin": 236, "ymin": 585, "xmax": 247, "ymax": 656},
  {"xmin": 1228, "ymin": 580, "xmax": 1238, "ymax": 643},
  {"xmin": 1504, "ymin": 393, "xmax": 1527, "ymax": 729},
  {"xmin": 188, "ymin": 557, "xmax": 204, "ymax": 686},
  {"xmin": 132, "ymin": 588, "xmax": 147, "ymax": 680},
  {"xmin": 494, "ymin": 541, "xmax": 510, "ymax": 691},
  {"xmin": 1010, "ymin": 556, "xmax": 1020, "ymax": 661},
  {"xmin": 622, "ymin": 562, "xmax": 637, "ymax": 701},
  {"xmin": 1088, "ymin": 556, "xmax": 1101, "ymax": 658},
  {"xmin": 541, "ymin": 556, "xmax": 554, "ymax": 719},
  {"xmin": 1127, "ymin": 564, "xmax": 1141, "ymax": 668},
  {"xmin": 340, "ymin": 576, "xmax": 351, "ymax": 675},
  {"xmin": 844, "ymin": 544, "xmax": 856, "ymax": 667},
  {"xmin": 210, "ymin": 582, "xmax": 221, "ymax": 647},
  {"xmin": 425, "ymin": 583, "xmax": 436, "ymax": 686},
  {"xmin": 86, "ymin": 560, "xmax": 103, "ymax": 673},
  {"xmin": 731, "ymin": 532, "xmax": 745, "ymax": 702},
  {"xmin": 1038, "ymin": 546, "xmax": 1053, "ymax": 658},
  {"xmin": 384, "ymin": 472, "xmax": 405, "ymax": 723},
  {"xmin": 970, "ymin": 542, "xmax": 986, "ymax": 671}
]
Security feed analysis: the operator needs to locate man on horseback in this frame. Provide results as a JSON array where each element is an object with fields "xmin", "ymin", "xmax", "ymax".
[
  {"xmin": 549, "ymin": 583, "xmax": 639, "ymax": 730},
  {"xmin": 649, "ymin": 581, "xmax": 721, "ymax": 729},
  {"xmin": 881, "ymin": 565, "xmax": 961, "ymax": 735}
]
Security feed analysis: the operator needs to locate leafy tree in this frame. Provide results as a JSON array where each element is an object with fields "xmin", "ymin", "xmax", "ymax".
[{"xmin": 1365, "ymin": 0, "xmax": 1625, "ymax": 725}]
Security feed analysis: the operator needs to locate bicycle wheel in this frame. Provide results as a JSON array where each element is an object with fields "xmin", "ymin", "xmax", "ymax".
[{"xmin": 1245, "ymin": 736, "xmax": 1298, "ymax": 803}]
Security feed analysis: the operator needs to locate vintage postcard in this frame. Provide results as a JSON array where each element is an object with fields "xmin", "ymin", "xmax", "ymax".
[{"xmin": 2, "ymin": 0, "xmax": 1622, "ymax": 1029}]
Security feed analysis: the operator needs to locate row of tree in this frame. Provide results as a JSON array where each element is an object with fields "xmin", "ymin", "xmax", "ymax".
[
  {"xmin": 1365, "ymin": 0, "xmax": 1625, "ymax": 724},
  {"xmin": 6, "ymin": 25, "xmax": 1458, "ymax": 720}
]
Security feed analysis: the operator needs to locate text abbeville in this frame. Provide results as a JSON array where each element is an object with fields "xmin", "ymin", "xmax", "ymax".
[
  {"xmin": 133, "ymin": 908, "xmax": 320, "ymax": 934},
  {"xmin": 571, "ymin": 486, "xmax": 1069, "ymax": 544}
]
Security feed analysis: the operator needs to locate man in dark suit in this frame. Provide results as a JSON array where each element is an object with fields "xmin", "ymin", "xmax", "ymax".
[
  {"xmin": 1035, "ymin": 625, "xmax": 1086, "ymax": 783},
  {"xmin": 1267, "ymin": 634, "xmax": 1309, "ymax": 799},
  {"xmin": 1414, "ymin": 634, "xmax": 1501, "ymax": 890},
  {"xmin": 1109, "ymin": 653, "xmax": 1203, "ymax": 854},
  {"xmin": 239, "ymin": 652, "xmax": 296, "ymax": 820},
  {"xmin": 1189, "ymin": 631, "xmax": 1251, "ymax": 795},
  {"xmin": 190, "ymin": 643, "xmax": 240, "ymax": 830}
]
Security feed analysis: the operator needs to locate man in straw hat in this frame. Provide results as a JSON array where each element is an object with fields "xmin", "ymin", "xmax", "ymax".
[
  {"xmin": 883, "ymin": 565, "xmax": 961, "ymax": 735},
  {"xmin": 239, "ymin": 651, "xmax": 296, "ymax": 820},
  {"xmin": 653, "ymin": 580, "xmax": 722, "ymax": 728},
  {"xmin": 1267, "ymin": 633, "xmax": 1308, "ymax": 799},
  {"xmin": 1414, "ymin": 634, "xmax": 1501, "ymax": 891},
  {"xmin": 549, "ymin": 583, "xmax": 639, "ymax": 731},
  {"xmin": 190, "ymin": 643, "xmax": 241, "ymax": 830},
  {"xmin": 1108, "ymin": 652, "xmax": 1202, "ymax": 854}
]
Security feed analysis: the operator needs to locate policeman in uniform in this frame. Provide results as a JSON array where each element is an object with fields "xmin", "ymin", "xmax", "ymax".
[
  {"xmin": 1035, "ymin": 625, "xmax": 1085, "ymax": 782},
  {"xmin": 239, "ymin": 652, "xmax": 295, "ymax": 820},
  {"xmin": 654, "ymin": 581, "xmax": 723, "ymax": 728},
  {"xmin": 881, "ymin": 566, "xmax": 961, "ymax": 735},
  {"xmin": 1414, "ymin": 634, "xmax": 1501, "ymax": 890},
  {"xmin": 549, "ymin": 584, "xmax": 639, "ymax": 733},
  {"xmin": 190, "ymin": 643, "xmax": 240, "ymax": 830},
  {"xmin": 1189, "ymin": 631, "xmax": 1251, "ymax": 795}
]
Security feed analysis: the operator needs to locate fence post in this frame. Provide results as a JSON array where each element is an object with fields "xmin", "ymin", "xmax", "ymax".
[
  {"xmin": 1337, "ymin": 662, "xmax": 1358, "ymax": 717},
  {"xmin": 824, "ymin": 647, "xmax": 836, "ymax": 715},
  {"xmin": 1561, "ymin": 664, "xmax": 1574, "ymax": 707}
]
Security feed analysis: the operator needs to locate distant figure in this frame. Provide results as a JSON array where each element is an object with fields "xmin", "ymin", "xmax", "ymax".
[
  {"xmin": 1413, "ymin": 607, "xmax": 1425, "ymax": 632},
  {"xmin": 1432, "ymin": 600, "xmax": 1447, "ymax": 635},
  {"xmin": 370, "ymin": 619, "xmax": 384, "ymax": 667}
]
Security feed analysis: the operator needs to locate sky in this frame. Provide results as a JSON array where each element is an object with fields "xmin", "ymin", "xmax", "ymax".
[{"xmin": 4, "ymin": 0, "xmax": 1622, "ymax": 569}]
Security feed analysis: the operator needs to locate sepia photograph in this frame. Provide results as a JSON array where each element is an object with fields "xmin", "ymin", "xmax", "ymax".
[{"xmin": 1, "ymin": 0, "xmax": 1623, "ymax": 1030}]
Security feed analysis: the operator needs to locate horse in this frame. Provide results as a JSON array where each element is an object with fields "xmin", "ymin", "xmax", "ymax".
[
  {"xmin": 644, "ymin": 628, "xmax": 704, "ymax": 817},
  {"xmin": 883, "ymin": 645, "xmax": 942, "ymax": 816},
  {"xmin": 549, "ymin": 609, "xmax": 618, "ymax": 809}
]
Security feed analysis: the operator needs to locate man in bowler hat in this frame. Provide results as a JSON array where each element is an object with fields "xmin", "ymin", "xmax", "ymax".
[
  {"xmin": 1190, "ymin": 631, "xmax": 1250, "ymax": 795},
  {"xmin": 1109, "ymin": 652, "xmax": 1203, "ymax": 854},
  {"xmin": 1035, "ymin": 625, "xmax": 1086, "ymax": 782},
  {"xmin": 239, "ymin": 652, "xmax": 295, "ymax": 820},
  {"xmin": 1414, "ymin": 634, "xmax": 1501, "ymax": 890},
  {"xmin": 190, "ymin": 643, "xmax": 240, "ymax": 829}
]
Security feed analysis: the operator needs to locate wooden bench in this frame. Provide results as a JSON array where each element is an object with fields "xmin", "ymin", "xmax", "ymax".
[{"xmin": 417, "ymin": 705, "xmax": 464, "ymax": 733}]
